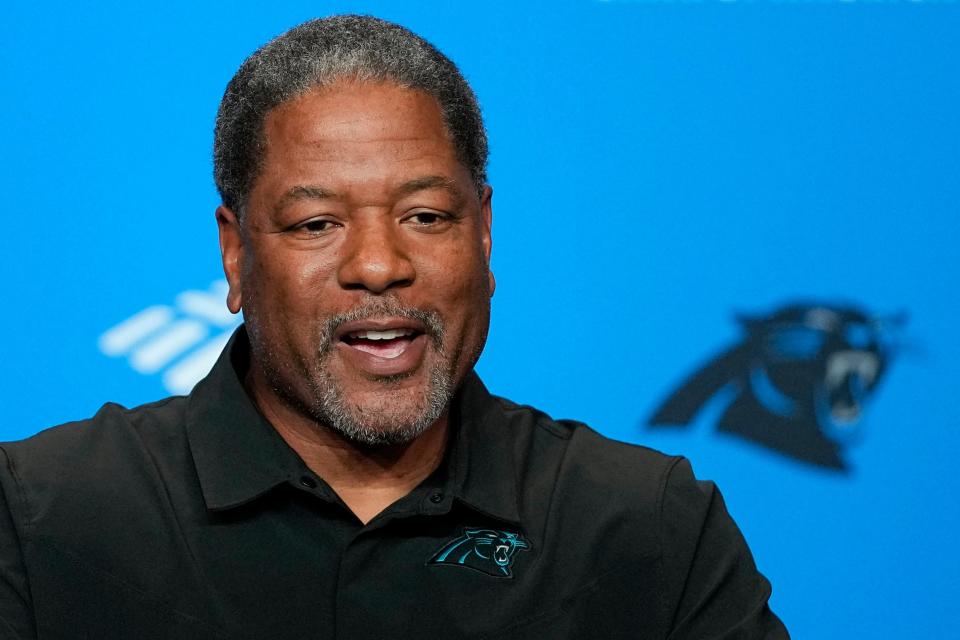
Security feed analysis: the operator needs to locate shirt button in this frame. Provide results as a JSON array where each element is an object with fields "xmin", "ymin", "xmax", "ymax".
[
  {"xmin": 429, "ymin": 492, "xmax": 444, "ymax": 504},
  {"xmin": 299, "ymin": 476, "xmax": 317, "ymax": 489}
]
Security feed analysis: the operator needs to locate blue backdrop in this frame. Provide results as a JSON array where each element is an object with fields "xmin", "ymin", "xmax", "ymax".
[{"xmin": 3, "ymin": 2, "xmax": 959, "ymax": 637}]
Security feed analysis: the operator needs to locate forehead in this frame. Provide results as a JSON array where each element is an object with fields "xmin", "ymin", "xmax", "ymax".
[
  {"xmin": 252, "ymin": 81, "xmax": 468, "ymax": 205},
  {"xmin": 263, "ymin": 81, "xmax": 453, "ymax": 161}
]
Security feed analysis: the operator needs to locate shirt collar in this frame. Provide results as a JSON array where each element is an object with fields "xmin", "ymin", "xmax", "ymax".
[
  {"xmin": 447, "ymin": 373, "xmax": 522, "ymax": 526},
  {"xmin": 186, "ymin": 327, "xmax": 309, "ymax": 511},
  {"xmin": 186, "ymin": 326, "xmax": 522, "ymax": 526}
]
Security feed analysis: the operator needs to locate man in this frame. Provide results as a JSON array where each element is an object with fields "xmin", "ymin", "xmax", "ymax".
[{"xmin": 0, "ymin": 15, "xmax": 788, "ymax": 639}]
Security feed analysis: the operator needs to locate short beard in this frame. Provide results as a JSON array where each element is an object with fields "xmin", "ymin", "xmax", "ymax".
[{"xmin": 305, "ymin": 299, "xmax": 455, "ymax": 446}]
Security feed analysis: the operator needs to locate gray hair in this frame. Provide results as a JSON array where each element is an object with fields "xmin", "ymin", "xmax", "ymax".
[{"xmin": 213, "ymin": 15, "xmax": 488, "ymax": 216}]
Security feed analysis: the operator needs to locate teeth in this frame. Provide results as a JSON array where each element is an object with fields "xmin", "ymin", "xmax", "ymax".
[{"xmin": 348, "ymin": 329, "xmax": 414, "ymax": 340}]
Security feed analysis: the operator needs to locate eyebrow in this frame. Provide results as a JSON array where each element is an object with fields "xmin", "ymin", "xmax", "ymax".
[
  {"xmin": 273, "ymin": 185, "xmax": 338, "ymax": 216},
  {"xmin": 395, "ymin": 175, "xmax": 461, "ymax": 197},
  {"xmin": 274, "ymin": 176, "xmax": 466, "ymax": 214},
  {"xmin": 396, "ymin": 175, "xmax": 468, "ymax": 210}
]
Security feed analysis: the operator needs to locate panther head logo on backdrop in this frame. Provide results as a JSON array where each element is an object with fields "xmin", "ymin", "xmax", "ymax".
[{"xmin": 649, "ymin": 303, "xmax": 904, "ymax": 470}]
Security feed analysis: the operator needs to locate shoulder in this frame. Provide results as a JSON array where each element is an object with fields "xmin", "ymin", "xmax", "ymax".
[
  {"xmin": 2, "ymin": 396, "xmax": 188, "ymax": 475},
  {"xmin": 485, "ymin": 395, "xmax": 717, "ymax": 620},
  {"xmin": 490, "ymin": 394, "xmax": 687, "ymax": 519},
  {"xmin": 495, "ymin": 393, "xmax": 682, "ymax": 472},
  {"xmin": 0, "ymin": 396, "xmax": 191, "ymax": 529}
]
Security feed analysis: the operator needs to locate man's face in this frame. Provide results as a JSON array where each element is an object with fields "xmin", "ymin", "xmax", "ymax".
[{"xmin": 218, "ymin": 81, "xmax": 494, "ymax": 445}]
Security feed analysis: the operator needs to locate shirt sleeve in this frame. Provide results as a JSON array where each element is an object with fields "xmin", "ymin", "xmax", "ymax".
[
  {"xmin": 659, "ymin": 457, "xmax": 789, "ymax": 639},
  {"xmin": 0, "ymin": 448, "xmax": 37, "ymax": 640}
]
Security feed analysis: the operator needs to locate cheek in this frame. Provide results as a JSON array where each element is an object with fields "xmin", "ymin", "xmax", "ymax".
[
  {"xmin": 425, "ymin": 255, "xmax": 491, "ymax": 310},
  {"xmin": 438, "ymin": 234, "xmax": 492, "ymax": 292},
  {"xmin": 244, "ymin": 244, "xmax": 337, "ymax": 309},
  {"xmin": 440, "ymin": 264, "xmax": 493, "ymax": 350}
]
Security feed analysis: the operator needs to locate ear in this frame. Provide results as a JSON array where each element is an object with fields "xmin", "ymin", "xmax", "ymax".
[
  {"xmin": 216, "ymin": 205, "xmax": 244, "ymax": 314},
  {"xmin": 480, "ymin": 185, "xmax": 495, "ymax": 297}
]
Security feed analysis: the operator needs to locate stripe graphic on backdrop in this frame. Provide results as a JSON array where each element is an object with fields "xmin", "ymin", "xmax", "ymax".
[{"xmin": 98, "ymin": 280, "xmax": 241, "ymax": 395}]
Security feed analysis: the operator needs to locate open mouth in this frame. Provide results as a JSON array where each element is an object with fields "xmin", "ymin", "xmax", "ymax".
[
  {"xmin": 341, "ymin": 327, "xmax": 424, "ymax": 360},
  {"xmin": 332, "ymin": 316, "xmax": 432, "ymax": 377}
]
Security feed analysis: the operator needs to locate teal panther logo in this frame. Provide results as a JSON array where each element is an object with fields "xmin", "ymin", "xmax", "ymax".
[{"xmin": 428, "ymin": 528, "xmax": 530, "ymax": 578}]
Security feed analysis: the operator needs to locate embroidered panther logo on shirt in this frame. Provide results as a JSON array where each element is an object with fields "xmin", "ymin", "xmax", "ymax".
[{"xmin": 428, "ymin": 528, "xmax": 530, "ymax": 578}]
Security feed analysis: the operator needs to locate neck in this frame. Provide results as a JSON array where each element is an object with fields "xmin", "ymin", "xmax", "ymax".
[{"xmin": 245, "ymin": 369, "xmax": 449, "ymax": 525}]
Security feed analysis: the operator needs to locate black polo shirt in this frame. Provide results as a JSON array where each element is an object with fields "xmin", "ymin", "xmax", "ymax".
[{"xmin": 0, "ymin": 330, "xmax": 787, "ymax": 639}]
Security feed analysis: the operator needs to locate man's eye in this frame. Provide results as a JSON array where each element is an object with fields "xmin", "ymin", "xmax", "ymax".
[
  {"xmin": 294, "ymin": 219, "xmax": 338, "ymax": 234},
  {"xmin": 405, "ymin": 211, "xmax": 450, "ymax": 226}
]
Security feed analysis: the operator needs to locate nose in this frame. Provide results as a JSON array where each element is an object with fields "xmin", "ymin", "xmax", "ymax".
[{"xmin": 337, "ymin": 217, "xmax": 415, "ymax": 293}]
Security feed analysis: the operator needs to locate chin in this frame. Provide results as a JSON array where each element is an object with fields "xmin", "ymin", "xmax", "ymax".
[
  {"xmin": 320, "ymin": 400, "xmax": 442, "ymax": 447},
  {"xmin": 309, "ymin": 364, "xmax": 454, "ymax": 447}
]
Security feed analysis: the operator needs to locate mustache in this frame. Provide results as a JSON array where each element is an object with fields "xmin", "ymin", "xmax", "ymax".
[{"xmin": 318, "ymin": 297, "xmax": 445, "ymax": 354}]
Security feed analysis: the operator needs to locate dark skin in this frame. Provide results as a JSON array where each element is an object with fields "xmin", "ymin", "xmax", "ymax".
[{"xmin": 216, "ymin": 81, "xmax": 494, "ymax": 524}]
